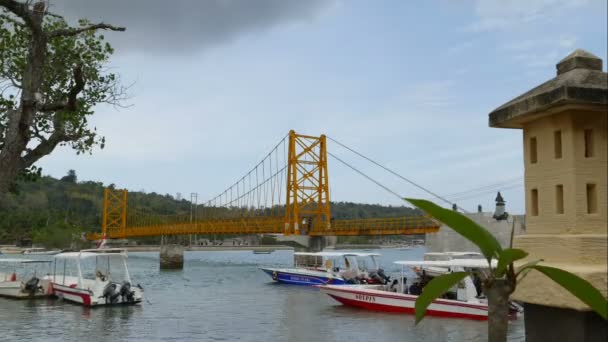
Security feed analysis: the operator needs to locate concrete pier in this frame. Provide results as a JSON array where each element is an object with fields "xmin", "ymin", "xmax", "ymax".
[
  {"xmin": 308, "ymin": 236, "xmax": 327, "ymax": 252},
  {"xmin": 160, "ymin": 244, "xmax": 184, "ymax": 270},
  {"xmin": 274, "ymin": 234, "xmax": 337, "ymax": 251}
]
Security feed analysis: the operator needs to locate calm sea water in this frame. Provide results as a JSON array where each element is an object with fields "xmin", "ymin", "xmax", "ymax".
[{"xmin": 0, "ymin": 247, "xmax": 524, "ymax": 341}]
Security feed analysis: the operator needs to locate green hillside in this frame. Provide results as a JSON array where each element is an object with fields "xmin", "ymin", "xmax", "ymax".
[{"xmin": 0, "ymin": 171, "xmax": 421, "ymax": 248}]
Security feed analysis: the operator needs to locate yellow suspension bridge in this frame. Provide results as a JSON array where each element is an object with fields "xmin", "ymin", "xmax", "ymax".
[{"xmin": 87, "ymin": 131, "xmax": 441, "ymax": 241}]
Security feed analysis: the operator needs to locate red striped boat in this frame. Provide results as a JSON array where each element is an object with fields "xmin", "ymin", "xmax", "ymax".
[{"xmin": 318, "ymin": 259, "xmax": 519, "ymax": 321}]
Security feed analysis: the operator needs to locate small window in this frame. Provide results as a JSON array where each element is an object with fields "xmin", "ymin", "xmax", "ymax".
[
  {"xmin": 531, "ymin": 189, "xmax": 539, "ymax": 216},
  {"xmin": 530, "ymin": 137, "xmax": 538, "ymax": 164},
  {"xmin": 554, "ymin": 131, "xmax": 562, "ymax": 159},
  {"xmin": 586, "ymin": 184, "xmax": 597, "ymax": 214},
  {"xmin": 584, "ymin": 129, "xmax": 594, "ymax": 158},
  {"xmin": 555, "ymin": 185, "xmax": 564, "ymax": 214}
]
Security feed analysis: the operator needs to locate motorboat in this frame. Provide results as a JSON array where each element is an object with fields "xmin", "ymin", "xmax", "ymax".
[
  {"xmin": 0, "ymin": 259, "xmax": 53, "ymax": 298},
  {"xmin": 317, "ymin": 259, "xmax": 519, "ymax": 321},
  {"xmin": 253, "ymin": 249, "xmax": 274, "ymax": 254},
  {"xmin": 22, "ymin": 247, "xmax": 62, "ymax": 255},
  {"xmin": 260, "ymin": 252, "xmax": 387, "ymax": 285},
  {"xmin": 49, "ymin": 248, "xmax": 143, "ymax": 307}
]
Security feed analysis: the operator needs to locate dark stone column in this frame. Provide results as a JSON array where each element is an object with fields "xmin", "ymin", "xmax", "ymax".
[
  {"xmin": 524, "ymin": 303, "xmax": 608, "ymax": 342},
  {"xmin": 160, "ymin": 244, "xmax": 184, "ymax": 270},
  {"xmin": 307, "ymin": 236, "xmax": 326, "ymax": 252}
]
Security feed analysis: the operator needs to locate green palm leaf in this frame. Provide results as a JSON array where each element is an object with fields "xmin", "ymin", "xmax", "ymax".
[
  {"xmin": 405, "ymin": 198, "xmax": 502, "ymax": 261},
  {"xmin": 495, "ymin": 248, "xmax": 528, "ymax": 277},
  {"xmin": 415, "ymin": 271, "xmax": 469, "ymax": 324},
  {"xmin": 533, "ymin": 265, "xmax": 608, "ymax": 320}
]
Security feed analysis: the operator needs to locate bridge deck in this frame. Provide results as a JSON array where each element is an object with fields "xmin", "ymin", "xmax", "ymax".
[{"xmin": 87, "ymin": 216, "xmax": 439, "ymax": 240}]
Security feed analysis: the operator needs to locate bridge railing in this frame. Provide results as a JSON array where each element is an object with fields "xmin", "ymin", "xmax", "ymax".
[
  {"xmin": 86, "ymin": 215, "xmax": 439, "ymax": 240},
  {"xmin": 101, "ymin": 216, "xmax": 285, "ymax": 239},
  {"xmin": 316, "ymin": 216, "xmax": 440, "ymax": 236}
]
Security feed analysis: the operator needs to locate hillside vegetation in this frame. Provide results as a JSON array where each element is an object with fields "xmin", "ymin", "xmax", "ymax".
[{"xmin": 0, "ymin": 171, "xmax": 421, "ymax": 248}]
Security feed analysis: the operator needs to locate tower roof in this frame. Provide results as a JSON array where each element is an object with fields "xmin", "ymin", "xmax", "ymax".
[
  {"xmin": 489, "ymin": 49, "xmax": 607, "ymax": 129},
  {"xmin": 495, "ymin": 191, "xmax": 505, "ymax": 203}
]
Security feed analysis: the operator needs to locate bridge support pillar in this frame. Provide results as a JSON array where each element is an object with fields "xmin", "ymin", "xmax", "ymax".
[
  {"xmin": 160, "ymin": 244, "xmax": 184, "ymax": 270},
  {"xmin": 307, "ymin": 236, "xmax": 336, "ymax": 252}
]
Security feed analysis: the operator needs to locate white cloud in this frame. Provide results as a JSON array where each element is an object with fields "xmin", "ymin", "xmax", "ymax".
[
  {"xmin": 466, "ymin": 0, "xmax": 590, "ymax": 32},
  {"xmin": 498, "ymin": 35, "xmax": 578, "ymax": 69}
]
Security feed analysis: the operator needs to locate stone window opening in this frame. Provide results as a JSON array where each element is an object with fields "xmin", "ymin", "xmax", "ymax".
[
  {"xmin": 531, "ymin": 188, "xmax": 539, "ymax": 216},
  {"xmin": 555, "ymin": 185, "xmax": 564, "ymax": 214},
  {"xmin": 530, "ymin": 137, "xmax": 538, "ymax": 164},
  {"xmin": 586, "ymin": 184, "xmax": 597, "ymax": 214},
  {"xmin": 584, "ymin": 129, "xmax": 594, "ymax": 158},
  {"xmin": 554, "ymin": 130, "xmax": 562, "ymax": 159}
]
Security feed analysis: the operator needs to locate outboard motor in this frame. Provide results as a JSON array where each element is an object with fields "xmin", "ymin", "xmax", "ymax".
[
  {"xmin": 22, "ymin": 276, "xmax": 40, "ymax": 295},
  {"xmin": 102, "ymin": 283, "xmax": 121, "ymax": 304},
  {"xmin": 376, "ymin": 268, "xmax": 390, "ymax": 284},
  {"xmin": 119, "ymin": 281, "xmax": 135, "ymax": 303}
]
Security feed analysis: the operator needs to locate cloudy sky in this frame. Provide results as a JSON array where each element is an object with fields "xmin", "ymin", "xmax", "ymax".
[{"xmin": 39, "ymin": 0, "xmax": 607, "ymax": 214}]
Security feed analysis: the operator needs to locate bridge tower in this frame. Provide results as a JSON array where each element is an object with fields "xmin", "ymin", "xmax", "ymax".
[
  {"xmin": 284, "ymin": 130, "xmax": 331, "ymax": 235},
  {"xmin": 101, "ymin": 188, "xmax": 127, "ymax": 238}
]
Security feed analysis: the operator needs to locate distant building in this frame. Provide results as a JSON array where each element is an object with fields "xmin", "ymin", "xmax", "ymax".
[{"xmin": 426, "ymin": 210, "xmax": 525, "ymax": 254}]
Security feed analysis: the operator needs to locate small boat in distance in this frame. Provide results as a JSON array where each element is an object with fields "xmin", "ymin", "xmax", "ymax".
[
  {"xmin": 22, "ymin": 248, "xmax": 62, "ymax": 255},
  {"xmin": 49, "ymin": 248, "xmax": 143, "ymax": 307},
  {"xmin": 317, "ymin": 259, "xmax": 518, "ymax": 321},
  {"xmin": 260, "ymin": 252, "xmax": 387, "ymax": 285},
  {"xmin": 0, "ymin": 259, "xmax": 53, "ymax": 299},
  {"xmin": 253, "ymin": 249, "xmax": 275, "ymax": 254}
]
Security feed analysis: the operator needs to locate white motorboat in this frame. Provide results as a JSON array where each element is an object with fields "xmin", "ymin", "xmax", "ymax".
[
  {"xmin": 0, "ymin": 259, "xmax": 53, "ymax": 298},
  {"xmin": 260, "ymin": 252, "xmax": 388, "ymax": 285},
  {"xmin": 317, "ymin": 259, "xmax": 520, "ymax": 321},
  {"xmin": 49, "ymin": 248, "xmax": 143, "ymax": 307},
  {"xmin": 22, "ymin": 248, "xmax": 62, "ymax": 255}
]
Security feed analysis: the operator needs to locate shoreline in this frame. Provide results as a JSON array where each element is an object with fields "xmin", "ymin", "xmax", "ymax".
[{"xmin": 1, "ymin": 244, "xmax": 422, "ymax": 254}]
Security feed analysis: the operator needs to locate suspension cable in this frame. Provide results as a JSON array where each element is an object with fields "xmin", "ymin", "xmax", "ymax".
[
  {"xmin": 327, "ymin": 151, "xmax": 405, "ymax": 202},
  {"xmin": 327, "ymin": 136, "xmax": 467, "ymax": 212},
  {"xmin": 204, "ymin": 133, "xmax": 289, "ymax": 206}
]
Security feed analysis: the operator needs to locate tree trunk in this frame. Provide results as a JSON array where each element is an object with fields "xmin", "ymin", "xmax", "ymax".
[
  {"xmin": 0, "ymin": 3, "xmax": 47, "ymax": 197},
  {"xmin": 486, "ymin": 279, "xmax": 513, "ymax": 342}
]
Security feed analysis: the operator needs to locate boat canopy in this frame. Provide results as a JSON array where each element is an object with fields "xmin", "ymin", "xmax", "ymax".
[
  {"xmin": 54, "ymin": 249, "xmax": 127, "ymax": 260},
  {"xmin": 0, "ymin": 259, "xmax": 52, "ymax": 263},
  {"xmin": 424, "ymin": 252, "xmax": 483, "ymax": 257},
  {"xmin": 394, "ymin": 259, "xmax": 497, "ymax": 268},
  {"xmin": 294, "ymin": 252, "xmax": 380, "ymax": 257}
]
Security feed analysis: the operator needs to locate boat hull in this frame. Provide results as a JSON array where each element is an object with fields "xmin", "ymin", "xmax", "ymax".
[
  {"xmin": 318, "ymin": 285, "xmax": 488, "ymax": 320},
  {"xmin": 260, "ymin": 268, "xmax": 346, "ymax": 285},
  {"xmin": 51, "ymin": 282, "xmax": 143, "ymax": 307},
  {"xmin": 0, "ymin": 280, "xmax": 51, "ymax": 299}
]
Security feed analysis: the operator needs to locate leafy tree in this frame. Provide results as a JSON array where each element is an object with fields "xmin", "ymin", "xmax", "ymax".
[
  {"xmin": 407, "ymin": 199, "xmax": 608, "ymax": 342},
  {"xmin": 0, "ymin": 0, "xmax": 126, "ymax": 199},
  {"xmin": 60, "ymin": 169, "xmax": 77, "ymax": 183}
]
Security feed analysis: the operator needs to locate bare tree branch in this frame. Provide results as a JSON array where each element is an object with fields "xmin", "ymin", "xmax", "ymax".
[
  {"xmin": 39, "ymin": 64, "xmax": 85, "ymax": 112},
  {"xmin": 44, "ymin": 11, "xmax": 64, "ymax": 20},
  {"xmin": 49, "ymin": 23, "xmax": 126, "ymax": 38},
  {"xmin": 21, "ymin": 124, "xmax": 68, "ymax": 167}
]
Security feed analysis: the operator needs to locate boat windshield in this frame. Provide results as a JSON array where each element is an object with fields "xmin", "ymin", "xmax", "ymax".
[
  {"xmin": 0, "ymin": 259, "xmax": 51, "ymax": 280},
  {"xmin": 54, "ymin": 252, "xmax": 131, "ymax": 284},
  {"xmin": 355, "ymin": 255, "xmax": 379, "ymax": 272},
  {"xmin": 81, "ymin": 254, "xmax": 130, "ymax": 283}
]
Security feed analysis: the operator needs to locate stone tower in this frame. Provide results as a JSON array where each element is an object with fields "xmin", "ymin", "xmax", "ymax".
[
  {"xmin": 489, "ymin": 49, "xmax": 607, "ymax": 341},
  {"xmin": 492, "ymin": 191, "xmax": 508, "ymax": 220}
]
